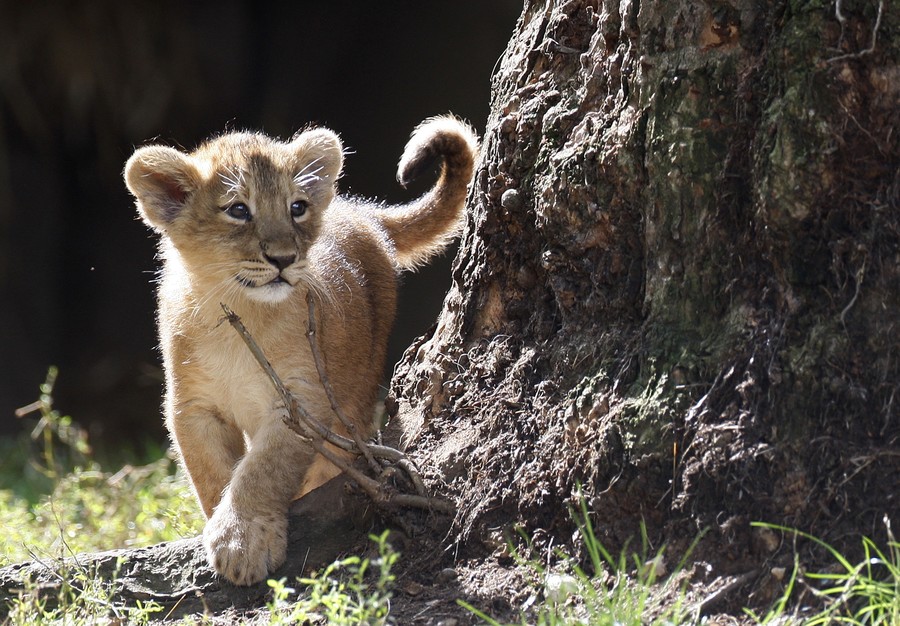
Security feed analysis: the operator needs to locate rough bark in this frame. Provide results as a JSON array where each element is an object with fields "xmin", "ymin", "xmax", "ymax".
[{"xmin": 388, "ymin": 0, "xmax": 899, "ymax": 606}]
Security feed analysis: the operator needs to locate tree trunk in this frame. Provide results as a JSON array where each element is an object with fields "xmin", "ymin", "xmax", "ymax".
[{"xmin": 389, "ymin": 0, "xmax": 899, "ymax": 603}]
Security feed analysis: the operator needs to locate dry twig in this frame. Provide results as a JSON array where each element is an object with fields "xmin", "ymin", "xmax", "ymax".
[
  {"xmin": 829, "ymin": 0, "xmax": 884, "ymax": 62},
  {"xmin": 306, "ymin": 293, "xmax": 382, "ymax": 474},
  {"xmin": 219, "ymin": 302, "xmax": 454, "ymax": 515}
]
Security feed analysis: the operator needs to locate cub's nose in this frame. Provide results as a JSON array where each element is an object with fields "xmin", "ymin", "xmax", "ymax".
[{"xmin": 264, "ymin": 253, "xmax": 296, "ymax": 270}]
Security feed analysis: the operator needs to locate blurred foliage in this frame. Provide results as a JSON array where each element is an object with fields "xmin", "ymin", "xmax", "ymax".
[{"xmin": 0, "ymin": 368, "xmax": 203, "ymax": 567}]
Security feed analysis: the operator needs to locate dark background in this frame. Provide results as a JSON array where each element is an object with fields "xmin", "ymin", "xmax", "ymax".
[{"xmin": 0, "ymin": 1, "xmax": 521, "ymax": 443}]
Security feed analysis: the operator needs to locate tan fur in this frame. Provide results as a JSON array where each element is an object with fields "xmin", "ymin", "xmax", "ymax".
[{"xmin": 124, "ymin": 116, "xmax": 477, "ymax": 585}]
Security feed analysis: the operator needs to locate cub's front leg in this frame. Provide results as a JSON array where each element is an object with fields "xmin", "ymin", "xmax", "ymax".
[
  {"xmin": 202, "ymin": 420, "xmax": 314, "ymax": 586},
  {"xmin": 168, "ymin": 404, "xmax": 245, "ymax": 517}
]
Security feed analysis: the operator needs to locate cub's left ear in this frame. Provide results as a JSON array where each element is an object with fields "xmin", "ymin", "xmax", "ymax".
[
  {"xmin": 289, "ymin": 128, "xmax": 344, "ymax": 193},
  {"xmin": 124, "ymin": 145, "xmax": 202, "ymax": 233}
]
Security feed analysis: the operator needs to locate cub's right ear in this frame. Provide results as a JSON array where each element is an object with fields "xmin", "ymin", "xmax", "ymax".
[{"xmin": 124, "ymin": 146, "xmax": 201, "ymax": 232}]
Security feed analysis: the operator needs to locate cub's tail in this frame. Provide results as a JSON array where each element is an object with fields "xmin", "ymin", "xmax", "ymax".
[{"xmin": 375, "ymin": 115, "xmax": 478, "ymax": 271}]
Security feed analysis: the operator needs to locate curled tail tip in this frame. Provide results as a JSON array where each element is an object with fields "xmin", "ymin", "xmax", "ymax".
[{"xmin": 396, "ymin": 115, "xmax": 479, "ymax": 187}]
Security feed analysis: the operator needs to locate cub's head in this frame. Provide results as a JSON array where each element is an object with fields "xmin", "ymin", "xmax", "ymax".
[{"xmin": 125, "ymin": 128, "xmax": 343, "ymax": 304}]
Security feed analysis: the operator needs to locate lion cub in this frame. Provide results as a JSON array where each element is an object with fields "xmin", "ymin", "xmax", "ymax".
[{"xmin": 125, "ymin": 116, "xmax": 477, "ymax": 585}]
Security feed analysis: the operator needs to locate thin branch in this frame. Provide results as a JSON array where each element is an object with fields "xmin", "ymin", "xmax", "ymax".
[
  {"xmin": 396, "ymin": 458, "xmax": 428, "ymax": 497},
  {"xmin": 219, "ymin": 302, "xmax": 453, "ymax": 515},
  {"xmin": 828, "ymin": 0, "xmax": 884, "ymax": 62},
  {"xmin": 306, "ymin": 292, "xmax": 381, "ymax": 474},
  {"xmin": 840, "ymin": 257, "xmax": 866, "ymax": 329},
  {"xmin": 222, "ymin": 303, "xmax": 361, "ymax": 452},
  {"xmin": 693, "ymin": 570, "xmax": 757, "ymax": 616}
]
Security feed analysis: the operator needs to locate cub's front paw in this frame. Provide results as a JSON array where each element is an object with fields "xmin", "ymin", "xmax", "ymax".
[{"xmin": 203, "ymin": 502, "xmax": 288, "ymax": 586}]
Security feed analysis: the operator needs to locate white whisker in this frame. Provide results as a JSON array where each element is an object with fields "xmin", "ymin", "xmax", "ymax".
[
  {"xmin": 299, "ymin": 268, "xmax": 343, "ymax": 321},
  {"xmin": 294, "ymin": 157, "xmax": 325, "ymax": 188},
  {"xmin": 219, "ymin": 165, "xmax": 246, "ymax": 198}
]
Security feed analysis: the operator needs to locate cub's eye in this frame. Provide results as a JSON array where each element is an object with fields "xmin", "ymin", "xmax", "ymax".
[
  {"xmin": 290, "ymin": 200, "xmax": 309, "ymax": 219},
  {"xmin": 224, "ymin": 202, "xmax": 251, "ymax": 221}
]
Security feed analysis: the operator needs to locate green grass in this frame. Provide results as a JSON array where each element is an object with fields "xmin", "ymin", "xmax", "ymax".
[
  {"xmin": 262, "ymin": 530, "xmax": 397, "ymax": 626},
  {"xmin": 0, "ymin": 368, "xmax": 203, "ymax": 624},
  {"xmin": 0, "ymin": 456, "xmax": 203, "ymax": 565},
  {"xmin": 5, "ymin": 556, "xmax": 165, "ymax": 625},
  {"xmin": 461, "ymin": 499, "xmax": 900, "ymax": 625},
  {"xmin": 747, "ymin": 522, "xmax": 900, "ymax": 625},
  {"xmin": 1, "ymin": 368, "xmax": 401, "ymax": 625},
  {"xmin": 1, "ymin": 368, "xmax": 204, "ymax": 568},
  {"xmin": 460, "ymin": 497, "xmax": 697, "ymax": 626}
]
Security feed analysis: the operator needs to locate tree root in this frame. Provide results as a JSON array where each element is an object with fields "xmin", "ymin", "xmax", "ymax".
[{"xmin": 220, "ymin": 295, "xmax": 455, "ymax": 516}]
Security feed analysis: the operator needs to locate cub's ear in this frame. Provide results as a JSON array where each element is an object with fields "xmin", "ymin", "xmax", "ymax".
[
  {"xmin": 124, "ymin": 146, "xmax": 202, "ymax": 232},
  {"xmin": 289, "ymin": 128, "xmax": 344, "ymax": 193}
]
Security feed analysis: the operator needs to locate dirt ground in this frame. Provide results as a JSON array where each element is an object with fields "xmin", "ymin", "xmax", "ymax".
[{"xmin": 285, "ymin": 511, "xmax": 776, "ymax": 625}]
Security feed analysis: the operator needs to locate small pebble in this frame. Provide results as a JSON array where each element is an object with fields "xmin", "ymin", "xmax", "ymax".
[
  {"xmin": 500, "ymin": 188, "xmax": 522, "ymax": 211},
  {"xmin": 641, "ymin": 554, "xmax": 667, "ymax": 578},
  {"xmin": 545, "ymin": 573, "xmax": 578, "ymax": 604},
  {"xmin": 435, "ymin": 567, "xmax": 458, "ymax": 585}
]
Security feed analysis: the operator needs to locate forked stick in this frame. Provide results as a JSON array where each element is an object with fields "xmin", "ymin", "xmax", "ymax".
[
  {"xmin": 305, "ymin": 293, "xmax": 381, "ymax": 475},
  {"xmin": 220, "ymin": 303, "xmax": 453, "ymax": 515},
  {"xmin": 305, "ymin": 292, "xmax": 429, "ymax": 498}
]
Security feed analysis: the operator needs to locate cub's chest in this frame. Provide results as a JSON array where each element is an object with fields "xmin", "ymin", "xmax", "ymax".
[{"xmin": 184, "ymin": 323, "xmax": 318, "ymax": 436}]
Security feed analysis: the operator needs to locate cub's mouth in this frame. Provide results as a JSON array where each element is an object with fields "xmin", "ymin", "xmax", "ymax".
[
  {"xmin": 233, "ymin": 258, "xmax": 306, "ymax": 303},
  {"xmin": 238, "ymin": 276, "xmax": 296, "ymax": 304},
  {"xmin": 234, "ymin": 274, "xmax": 295, "ymax": 305},
  {"xmin": 235, "ymin": 275, "xmax": 292, "ymax": 288}
]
